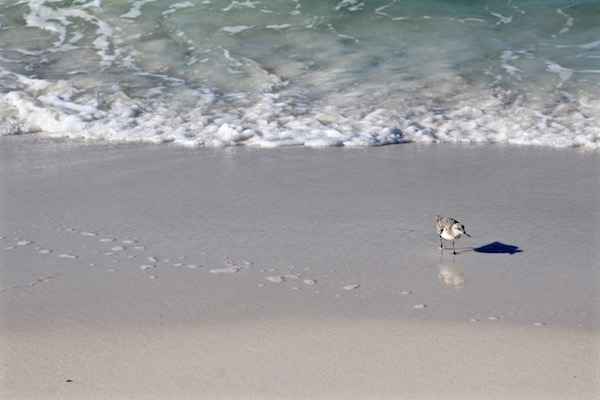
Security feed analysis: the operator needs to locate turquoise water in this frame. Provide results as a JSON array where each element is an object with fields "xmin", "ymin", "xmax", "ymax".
[{"xmin": 0, "ymin": 0, "xmax": 599, "ymax": 147}]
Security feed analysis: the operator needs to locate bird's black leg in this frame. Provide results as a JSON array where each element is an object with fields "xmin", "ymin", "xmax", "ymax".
[
  {"xmin": 439, "ymin": 235, "xmax": 443, "ymax": 249},
  {"xmin": 452, "ymin": 240, "xmax": 457, "ymax": 255}
]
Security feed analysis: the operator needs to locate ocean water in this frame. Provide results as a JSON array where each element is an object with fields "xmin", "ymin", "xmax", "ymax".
[{"xmin": 0, "ymin": 0, "xmax": 598, "ymax": 148}]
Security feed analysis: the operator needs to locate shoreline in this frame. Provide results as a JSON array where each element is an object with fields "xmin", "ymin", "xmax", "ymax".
[{"xmin": 1, "ymin": 136, "xmax": 598, "ymax": 399}]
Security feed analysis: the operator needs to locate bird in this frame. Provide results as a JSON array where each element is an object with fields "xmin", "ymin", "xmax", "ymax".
[{"xmin": 436, "ymin": 215, "xmax": 470, "ymax": 254}]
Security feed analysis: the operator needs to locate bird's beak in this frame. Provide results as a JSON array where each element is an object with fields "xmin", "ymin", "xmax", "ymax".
[{"xmin": 465, "ymin": 233, "xmax": 471, "ymax": 237}]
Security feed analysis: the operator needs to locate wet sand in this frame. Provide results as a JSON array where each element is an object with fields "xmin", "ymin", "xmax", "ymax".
[{"xmin": 1, "ymin": 136, "xmax": 598, "ymax": 399}]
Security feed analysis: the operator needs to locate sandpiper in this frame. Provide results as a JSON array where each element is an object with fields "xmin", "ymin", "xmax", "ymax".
[{"xmin": 436, "ymin": 215, "xmax": 470, "ymax": 254}]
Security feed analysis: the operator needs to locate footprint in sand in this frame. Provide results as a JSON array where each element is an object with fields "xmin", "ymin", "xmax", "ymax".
[
  {"xmin": 28, "ymin": 274, "xmax": 60, "ymax": 288},
  {"xmin": 343, "ymin": 284, "xmax": 360, "ymax": 290},
  {"xmin": 211, "ymin": 266, "xmax": 241, "ymax": 274},
  {"xmin": 18, "ymin": 226, "xmax": 339, "ymax": 294},
  {"xmin": 59, "ymin": 253, "xmax": 77, "ymax": 259},
  {"xmin": 210, "ymin": 260, "xmax": 253, "ymax": 275}
]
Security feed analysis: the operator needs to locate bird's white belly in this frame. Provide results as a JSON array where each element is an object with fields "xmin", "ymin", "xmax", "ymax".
[{"xmin": 441, "ymin": 230, "xmax": 460, "ymax": 240}]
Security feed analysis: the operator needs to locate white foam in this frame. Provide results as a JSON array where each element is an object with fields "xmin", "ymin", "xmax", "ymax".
[
  {"xmin": 162, "ymin": 1, "xmax": 195, "ymax": 16},
  {"xmin": 222, "ymin": 1, "xmax": 258, "ymax": 12},
  {"xmin": 221, "ymin": 25, "xmax": 254, "ymax": 35},
  {"xmin": 556, "ymin": 8, "xmax": 573, "ymax": 36},
  {"xmin": 500, "ymin": 51, "xmax": 521, "ymax": 77},
  {"xmin": 335, "ymin": 0, "xmax": 364, "ymax": 12},
  {"xmin": 266, "ymin": 24, "xmax": 293, "ymax": 30},
  {"xmin": 578, "ymin": 41, "xmax": 600, "ymax": 50},
  {"xmin": 491, "ymin": 12, "xmax": 512, "ymax": 25},
  {"xmin": 24, "ymin": 2, "xmax": 67, "ymax": 46},
  {"xmin": 0, "ymin": 0, "xmax": 598, "ymax": 149},
  {"xmin": 546, "ymin": 62, "xmax": 573, "ymax": 82},
  {"xmin": 122, "ymin": 0, "xmax": 155, "ymax": 19}
]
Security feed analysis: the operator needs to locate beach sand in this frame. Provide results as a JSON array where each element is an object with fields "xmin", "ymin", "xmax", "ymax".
[{"xmin": 1, "ymin": 136, "xmax": 598, "ymax": 399}]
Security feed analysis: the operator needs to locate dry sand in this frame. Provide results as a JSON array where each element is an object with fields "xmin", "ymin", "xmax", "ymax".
[{"xmin": 1, "ymin": 136, "xmax": 599, "ymax": 399}]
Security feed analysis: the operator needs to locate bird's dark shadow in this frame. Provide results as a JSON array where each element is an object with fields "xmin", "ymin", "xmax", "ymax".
[{"xmin": 473, "ymin": 242, "xmax": 522, "ymax": 255}]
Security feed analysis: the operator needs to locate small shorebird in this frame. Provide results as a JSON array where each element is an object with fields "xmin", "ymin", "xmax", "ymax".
[{"xmin": 436, "ymin": 215, "xmax": 470, "ymax": 254}]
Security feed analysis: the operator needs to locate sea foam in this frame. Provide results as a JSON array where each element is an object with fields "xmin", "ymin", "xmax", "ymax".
[{"xmin": 0, "ymin": 0, "xmax": 598, "ymax": 148}]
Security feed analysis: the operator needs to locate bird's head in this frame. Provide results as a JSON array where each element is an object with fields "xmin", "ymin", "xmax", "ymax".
[{"xmin": 454, "ymin": 223, "xmax": 470, "ymax": 237}]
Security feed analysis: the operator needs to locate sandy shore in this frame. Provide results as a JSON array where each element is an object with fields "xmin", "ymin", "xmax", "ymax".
[{"xmin": 1, "ymin": 136, "xmax": 598, "ymax": 399}]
